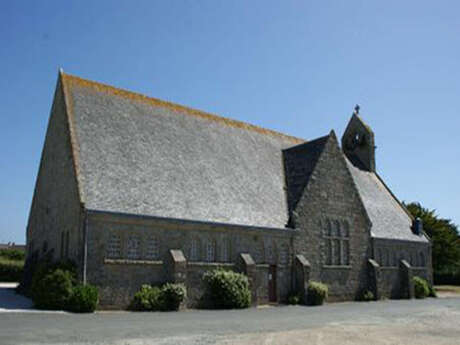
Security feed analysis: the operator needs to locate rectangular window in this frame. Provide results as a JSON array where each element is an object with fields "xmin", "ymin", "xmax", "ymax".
[
  {"xmin": 126, "ymin": 235, "xmax": 141, "ymax": 260},
  {"xmin": 145, "ymin": 236, "xmax": 159, "ymax": 260},
  {"xmin": 107, "ymin": 233, "xmax": 122, "ymax": 259},
  {"xmin": 190, "ymin": 238, "xmax": 199, "ymax": 261},
  {"xmin": 333, "ymin": 239, "xmax": 340, "ymax": 265},
  {"xmin": 205, "ymin": 240, "xmax": 215, "ymax": 262},
  {"xmin": 221, "ymin": 238, "xmax": 230, "ymax": 262}
]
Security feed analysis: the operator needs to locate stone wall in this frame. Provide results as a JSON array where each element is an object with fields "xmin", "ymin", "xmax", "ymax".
[
  {"xmin": 372, "ymin": 238, "xmax": 432, "ymax": 285},
  {"xmin": 85, "ymin": 211, "xmax": 297, "ymax": 308},
  {"xmin": 25, "ymin": 76, "xmax": 84, "ymax": 282},
  {"xmin": 290, "ymin": 133, "xmax": 372, "ymax": 301}
]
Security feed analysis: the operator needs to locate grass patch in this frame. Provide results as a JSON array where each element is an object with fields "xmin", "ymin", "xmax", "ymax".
[
  {"xmin": 0, "ymin": 257, "xmax": 24, "ymax": 282},
  {"xmin": 435, "ymin": 285, "xmax": 460, "ymax": 294}
]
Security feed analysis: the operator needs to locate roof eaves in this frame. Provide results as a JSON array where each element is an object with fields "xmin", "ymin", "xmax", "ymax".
[
  {"xmin": 86, "ymin": 209, "xmax": 300, "ymax": 235},
  {"xmin": 59, "ymin": 70, "xmax": 86, "ymax": 207}
]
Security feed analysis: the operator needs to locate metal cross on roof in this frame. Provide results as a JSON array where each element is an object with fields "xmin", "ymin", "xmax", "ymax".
[{"xmin": 354, "ymin": 104, "xmax": 360, "ymax": 115}]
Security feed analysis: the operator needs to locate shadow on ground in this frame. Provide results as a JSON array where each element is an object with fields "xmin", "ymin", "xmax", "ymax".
[{"xmin": 0, "ymin": 283, "xmax": 34, "ymax": 311}]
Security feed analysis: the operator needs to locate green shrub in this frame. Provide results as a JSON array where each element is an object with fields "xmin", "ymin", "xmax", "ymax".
[
  {"xmin": 202, "ymin": 269, "xmax": 251, "ymax": 309},
  {"xmin": 130, "ymin": 283, "xmax": 185, "ymax": 311},
  {"xmin": 413, "ymin": 276, "xmax": 430, "ymax": 299},
  {"xmin": 307, "ymin": 281, "xmax": 328, "ymax": 306},
  {"xmin": 33, "ymin": 269, "xmax": 74, "ymax": 310},
  {"xmin": 428, "ymin": 285, "xmax": 437, "ymax": 298},
  {"xmin": 29, "ymin": 260, "xmax": 77, "ymax": 297},
  {"xmin": 0, "ymin": 249, "xmax": 25, "ymax": 261},
  {"xmin": 159, "ymin": 283, "xmax": 186, "ymax": 311},
  {"xmin": 287, "ymin": 293, "xmax": 301, "ymax": 305},
  {"xmin": 67, "ymin": 285, "xmax": 99, "ymax": 313},
  {"xmin": 0, "ymin": 258, "xmax": 24, "ymax": 282},
  {"xmin": 130, "ymin": 285, "xmax": 162, "ymax": 311},
  {"xmin": 357, "ymin": 289, "xmax": 375, "ymax": 302}
]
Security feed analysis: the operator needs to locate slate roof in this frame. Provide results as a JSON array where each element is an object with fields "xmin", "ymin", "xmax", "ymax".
[
  {"xmin": 346, "ymin": 159, "xmax": 428, "ymax": 242},
  {"xmin": 61, "ymin": 73, "xmax": 305, "ymax": 229},
  {"xmin": 283, "ymin": 136, "xmax": 329, "ymax": 214},
  {"xmin": 59, "ymin": 72, "xmax": 428, "ymax": 242}
]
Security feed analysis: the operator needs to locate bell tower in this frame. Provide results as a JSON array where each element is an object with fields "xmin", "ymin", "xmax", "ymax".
[{"xmin": 341, "ymin": 105, "xmax": 376, "ymax": 172}]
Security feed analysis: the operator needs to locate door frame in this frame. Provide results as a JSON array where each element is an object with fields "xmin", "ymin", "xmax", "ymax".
[{"xmin": 268, "ymin": 264, "xmax": 277, "ymax": 302}]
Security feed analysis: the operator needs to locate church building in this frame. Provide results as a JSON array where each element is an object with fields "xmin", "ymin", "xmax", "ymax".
[{"xmin": 25, "ymin": 71, "xmax": 432, "ymax": 307}]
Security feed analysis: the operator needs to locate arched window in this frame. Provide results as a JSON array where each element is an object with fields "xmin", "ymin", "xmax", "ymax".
[
  {"xmin": 335, "ymin": 220, "xmax": 341, "ymax": 237},
  {"xmin": 204, "ymin": 239, "xmax": 215, "ymax": 262},
  {"xmin": 145, "ymin": 236, "xmax": 159, "ymax": 260},
  {"xmin": 323, "ymin": 218, "xmax": 350, "ymax": 266}
]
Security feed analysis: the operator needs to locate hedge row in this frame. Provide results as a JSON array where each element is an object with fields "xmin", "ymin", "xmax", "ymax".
[
  {"xmin": 0, "ymin": 249, "xmax": 25, "ymax": 261},
  {"xmin": 0, "ymin": 258, "xmax": 24, "ymax": 282}
]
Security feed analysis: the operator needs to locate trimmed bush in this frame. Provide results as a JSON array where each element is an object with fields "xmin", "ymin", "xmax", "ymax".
[
  {"xmin": 130, "ymin": 283, "xmax": 185, "ymax": 311},
  {"xmin": 287, "ymin": 293, "xmax": 301, "ymax": 305},
  {"xmin": 33, "ymin": 269, "xmax": 74, "ymax": 310},
  {"xmin": 67, "ymin": 285, "xmax": 99, "ymax": 313},
  {"xmin": 357, "ymin": 289, "xmax": 375, "ymax": 302},
  {"xmin": 159, "ymin": 283, "xmax": 186, "ymax": 311},
  {"xmin": 0, "ymin": 258, "xmax": 24, "ymax": 282},
  {"xmin": 202, "ymin": 269, "xmax": 251, "ymax": 309},
  {"xmin": 130, "ymin": 285, "xmax": 162, "ymax": 311},
  {"xmin": 307, "ymin": 281, "xmax": 328, "ymax": 306},
  {"xmin": 413, "ymin": 276, "xmax": 430, "ymax": 299},
  {"xmin": 29, "ymin": 260, "xmax": 77, "ymax": 298}
]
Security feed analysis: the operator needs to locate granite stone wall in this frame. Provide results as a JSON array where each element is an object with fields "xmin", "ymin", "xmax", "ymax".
[
  {"xmin": 372, "ymin": 238, "xmax": 432, "ymax": 285},
  {"xmin": 25, "ymin": 77, "xmax": 84, "ymax": 280},
  {"xmin": 289, "ymin": 133, "xmax": 372, "ymax": 301},
  {"xmin": 85, "ymin": 212, "xmax": 297, "ymax": 308}
]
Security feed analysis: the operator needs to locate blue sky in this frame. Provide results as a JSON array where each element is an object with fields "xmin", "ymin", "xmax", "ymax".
[{"xmin": 1, "ymin": 1, "xmax": 459, "ymax": 244}]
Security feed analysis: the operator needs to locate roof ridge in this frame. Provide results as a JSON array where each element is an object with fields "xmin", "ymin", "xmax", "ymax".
[
  {"xmin": 61, "ymin": 72, "xmax": 306, "ymax": 144},
  {"xmin": 283, "ymin": 133, "xmax": 329, "ymax": 152}
]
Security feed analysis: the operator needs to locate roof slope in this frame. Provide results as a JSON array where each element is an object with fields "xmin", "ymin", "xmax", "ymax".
[
  {"xmin": 61, "ymin": 73, "xmax": 305, "ymax": 228},
  {"xmin": 346, "ymin": 158, "xmax": 428, "ymax": 242},
  {"xmin": 283, "ymin": 135, "xmax": 329, "ymax": 214}
]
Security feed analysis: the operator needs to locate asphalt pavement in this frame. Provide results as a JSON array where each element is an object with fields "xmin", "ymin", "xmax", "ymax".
[{"xmin": 1, "ymin": 283, "xmax": 460, "ymax": 345}]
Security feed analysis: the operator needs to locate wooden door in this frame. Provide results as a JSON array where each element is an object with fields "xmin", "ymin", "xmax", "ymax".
[{"xmin": 268, "ymin": 265, "xmax": 277, "ymax": 302}]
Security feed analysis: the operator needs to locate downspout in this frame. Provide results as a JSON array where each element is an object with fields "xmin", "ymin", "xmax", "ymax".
[{"xmin": 83, "ymin": 211, "xmax": 88, "ymax": 285}]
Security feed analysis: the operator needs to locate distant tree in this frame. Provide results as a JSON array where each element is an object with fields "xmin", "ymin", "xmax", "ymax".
[{"xmin": 405, "ymin": 202, "xmax": 460, "ymax": 275}]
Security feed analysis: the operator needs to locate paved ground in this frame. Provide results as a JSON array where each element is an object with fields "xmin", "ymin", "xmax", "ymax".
[{"xmin": 1, "ymin": 283, "xmax": 460, "ymax": 345}]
